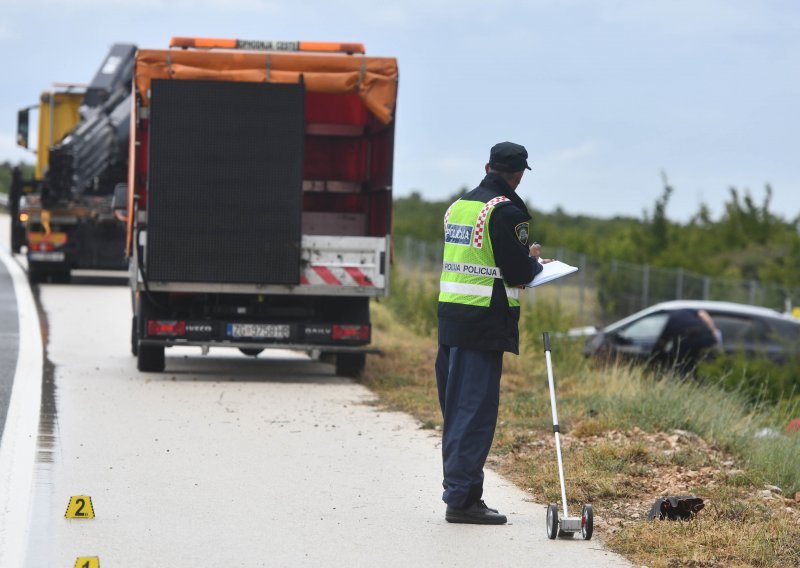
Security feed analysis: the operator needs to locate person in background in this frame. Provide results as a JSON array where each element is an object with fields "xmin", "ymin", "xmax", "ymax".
[{"xmin": 652, "ymin": 308, "xmax": 720, "ymax": 374}]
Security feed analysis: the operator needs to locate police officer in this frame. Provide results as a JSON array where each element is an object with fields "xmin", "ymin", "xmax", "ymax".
[{"xmin": 436, "ymin": 141, "xmax": 546, "ymax": 524}]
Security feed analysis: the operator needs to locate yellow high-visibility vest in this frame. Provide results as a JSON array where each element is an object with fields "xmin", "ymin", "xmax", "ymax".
[{"xmin": 439, "ymin": 197, "xmax": 520, "ymax": 308}]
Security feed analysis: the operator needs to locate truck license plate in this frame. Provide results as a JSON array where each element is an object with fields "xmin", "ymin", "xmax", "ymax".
[
  {"xmin": 29, "ymin": 251, "xmax": 66, "ymax": 262},
  {"xmin": 227, "ymin": 323, "xmax": 290, "ymax": 339}
]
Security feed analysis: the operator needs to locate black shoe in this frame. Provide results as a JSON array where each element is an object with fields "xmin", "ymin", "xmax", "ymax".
[
  {"xmin": 479, "ymin": 500, "xmax": 499, "ymax": 514},
  {"xmin": 446, "ymin": 500, "xmax": 507, "ymax": 525}
]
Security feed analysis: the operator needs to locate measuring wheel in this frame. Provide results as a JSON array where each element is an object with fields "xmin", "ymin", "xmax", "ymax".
[
  {"xmin": 546, "ymin": 504, "xmax": 559, "ymax": 540},
  {"xmin": 581, "ymin": 504, "xmax": 594, "ymax": 540}
]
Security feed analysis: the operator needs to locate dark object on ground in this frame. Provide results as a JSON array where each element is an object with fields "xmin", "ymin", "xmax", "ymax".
[
  {"xmin": 445, "ymin": 500, "xmax": 507, "ymax": 525},
  {"xmin": 648, "ymin": 496, "xmax": 705, "ymax": 521}
]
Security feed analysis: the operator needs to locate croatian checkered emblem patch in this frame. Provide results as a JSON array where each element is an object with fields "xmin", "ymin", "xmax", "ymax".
[
  {"xmin": 473, "ymin": 196, "xmax": 510, "ymax": 248},
  {"xmin": 515, "ymin": 222, "xmax": 529, "ymax": 245}
]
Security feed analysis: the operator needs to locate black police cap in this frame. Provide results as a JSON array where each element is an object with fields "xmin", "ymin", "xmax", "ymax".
[{"xmin": 489, "ymin": 141, "xmax": 532, "ymax": 172}]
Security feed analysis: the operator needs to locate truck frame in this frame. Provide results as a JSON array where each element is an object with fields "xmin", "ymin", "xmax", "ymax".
[{"xmin": 125, "ymin": 38, "xmax": 398, "ymax": 377}]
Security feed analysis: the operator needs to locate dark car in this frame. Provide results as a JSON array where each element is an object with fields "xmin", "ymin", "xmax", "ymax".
[{"xmin": 584, "ymin": 300, "xmax": 800, "ymax": 369}]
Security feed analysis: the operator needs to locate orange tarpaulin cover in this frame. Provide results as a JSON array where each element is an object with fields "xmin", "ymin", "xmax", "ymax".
[{"xmin": 135, "ymin": 49, "xmax": 398, "ymax": 124}]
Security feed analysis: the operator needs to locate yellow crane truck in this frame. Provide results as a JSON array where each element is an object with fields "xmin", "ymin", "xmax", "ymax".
[{"xmin": 12, "ymin": 44, "xmax": 136, "ymax": 282}]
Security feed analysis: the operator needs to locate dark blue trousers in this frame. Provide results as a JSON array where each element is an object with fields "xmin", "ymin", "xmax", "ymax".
[{"xmin": 435, "ymin": 345, "xmax": 502, "ymax": 508}]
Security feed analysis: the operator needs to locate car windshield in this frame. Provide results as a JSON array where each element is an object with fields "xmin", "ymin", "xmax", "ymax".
[{"xmin": 617, "ymin": 312, "xmax": 670, "ymax": 344}]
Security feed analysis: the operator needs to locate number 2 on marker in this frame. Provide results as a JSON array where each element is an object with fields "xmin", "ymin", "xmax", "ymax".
[{"xmin": 65, "ymin": 495, "xmax": 95, "ymax": 519}]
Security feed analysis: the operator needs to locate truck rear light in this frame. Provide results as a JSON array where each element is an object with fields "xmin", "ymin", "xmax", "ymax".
[
  {"xmin": 148, "ymin": 320, "xmax": 186, "ymax": 337},
  {"xmin": 30, "ymin": 242, "xmax": 56, "ymax": 252},
  {"xmin": 332, "ymin": 324, "xmax": 370, "ymax": 342}
]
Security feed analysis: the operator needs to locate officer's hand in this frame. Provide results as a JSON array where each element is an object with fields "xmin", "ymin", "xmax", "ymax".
[{"xmin": 529, "ymin": 242, "xmax": 554, "ymax": 264}]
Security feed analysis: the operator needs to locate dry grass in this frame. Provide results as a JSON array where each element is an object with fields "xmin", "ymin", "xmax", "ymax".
[{"xmin": 362, "ymin": 301, "xmax": 800, "ymax": 567}]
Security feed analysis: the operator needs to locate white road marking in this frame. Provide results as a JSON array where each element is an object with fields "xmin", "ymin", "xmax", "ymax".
[{"xmin": 0, "ymin": 246, "xmax": 43, "ymax": 568}]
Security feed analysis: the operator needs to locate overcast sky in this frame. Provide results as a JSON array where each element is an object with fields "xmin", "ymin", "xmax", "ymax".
[{"xmin": 1, "ymin": 0, "xmax": 798, "ymax": 222}]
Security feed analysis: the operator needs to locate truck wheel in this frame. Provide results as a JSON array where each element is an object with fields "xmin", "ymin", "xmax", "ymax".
[
  {"xmin": 238, "ymin": 348, "xmax": 264, "ymax": 357},
  {"xmin": 52, "ymin": 270, "xmax": 71, "ymax": 284},
  {"xmin": 28, "ymin": 265, "xmax": 45, "ymax": 284},
  {"xmin": 131, "ymin": 316, "xmax": 139, "ymax": 357},
  {"xmin": 335, "ymin": 353, "xmax": 366, "ymax": 379},
  {"xmin": 137, "ymin": 345, "xmax": 165, "ymax": 372},
  {"xmin": 11, "ymin": 226, "xmax": 23, "ymax": 254}
]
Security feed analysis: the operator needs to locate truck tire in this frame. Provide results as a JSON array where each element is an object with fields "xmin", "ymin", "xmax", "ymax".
[
  {"xmin": 52, "ymin": 270, "xmax": 71, "ymax": 284},
  {"xmin": 335, "ymin": 353, "xmax": 366, "ymax": 379},
  {"xmin": 137, "ymin": 344, "xmax": 165, "ymax": 372},
  {"xmin": 10, "ymin": 225, "xmax": 23, "ymax": 254},
  {"xmin": 27, "ymin": 265, "xmax": 44, "ymax": 284},
  {"xmin": 131, "ymin": 316, "xmax": 139, "ymax": 357},
  {"xmin": 238, "ymin": 348, "xmax": 264, "ymax": 357}
]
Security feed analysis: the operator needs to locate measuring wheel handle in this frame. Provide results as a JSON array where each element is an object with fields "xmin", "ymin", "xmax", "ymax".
[
  {"xmin": 581, "ymin": 504, "xmax": 594, "ymax": 540},
  {"xmin": 546, "ymin": 504, "xmax": 559, "ymax": 539}
]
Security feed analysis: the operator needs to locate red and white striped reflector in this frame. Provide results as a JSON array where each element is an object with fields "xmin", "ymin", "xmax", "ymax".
[{"xmin": 300, "ymin": 266, "xmax": 373, "ymax": 287}]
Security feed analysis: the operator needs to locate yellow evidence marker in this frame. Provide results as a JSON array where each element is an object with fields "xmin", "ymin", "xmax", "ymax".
[
  {"xmin": 74, "ymin": 557, "xmax": 100, "ymax": 568},
  {"xmin": 65, "ymin": 496, "xmax": 95, "ymax": 519}
]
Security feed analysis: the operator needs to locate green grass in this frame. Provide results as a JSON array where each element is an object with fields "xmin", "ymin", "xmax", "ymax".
[
  {"xmin": 365, "ymin": 271, "xmax": 800, "ymax": 566},
  {"xmin": 385, "ymin": 270, "xmax": 800, "ymax": 493}
]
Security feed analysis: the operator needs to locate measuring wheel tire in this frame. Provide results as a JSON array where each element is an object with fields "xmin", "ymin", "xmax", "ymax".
[
  {"xmin": 581, "ymin": 504, "xmax": 594, "ymax": 541},
  {"xmin": 546, "ymin": 504, "xmax": 559, "ymax": 540}
]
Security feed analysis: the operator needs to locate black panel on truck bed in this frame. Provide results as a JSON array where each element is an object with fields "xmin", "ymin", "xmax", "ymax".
[{"xmin": 146, "ymin": 79, "xmax": 305, "ymax": 284}]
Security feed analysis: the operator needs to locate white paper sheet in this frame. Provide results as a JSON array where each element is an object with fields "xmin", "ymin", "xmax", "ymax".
[{"xmin": 526, "ymin": 260, "xmax": 579, "ymax": 287}]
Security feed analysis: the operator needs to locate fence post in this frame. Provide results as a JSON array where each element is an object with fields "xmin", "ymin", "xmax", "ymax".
[
  {"xmin": 578, "ymin": 254, "xmax": 586, "ymax": 324},
  {"xmin": 641, "ymin": 264, "xmax": 650, "ymax": 309},
  {"xmin": 676, "ymin": 267, "xmax": 684, "ymax": 300},
  {"xmin": 703, "ymin": 276, "xmax": 711, "ymax": 300},
  {"xmin": 749, "ymin": 280, "xmax": 757, "ymax": 305}
]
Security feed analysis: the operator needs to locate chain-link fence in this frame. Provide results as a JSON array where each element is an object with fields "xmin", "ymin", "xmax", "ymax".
[{"xmin": 394, "ymin": 237, "xmax": 800, "ymax": 327}]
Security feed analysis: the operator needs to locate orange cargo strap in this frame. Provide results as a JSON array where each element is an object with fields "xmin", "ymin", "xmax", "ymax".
[{"xmin": 170, "ymin": 37, "xmax": 365, "ymax": 54}]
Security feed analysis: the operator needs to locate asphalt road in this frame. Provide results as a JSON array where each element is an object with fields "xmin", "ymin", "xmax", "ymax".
[
  {"xmin": 0, "ymin": 249, "xmax": 19, "ymax": 436},
  {"xmin": 0, "ymin": 212, "xmax": 630, "ymax": 567}
]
